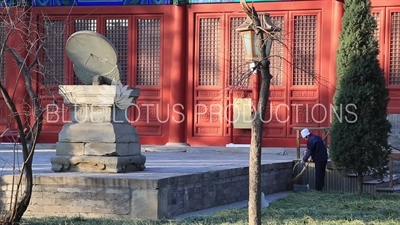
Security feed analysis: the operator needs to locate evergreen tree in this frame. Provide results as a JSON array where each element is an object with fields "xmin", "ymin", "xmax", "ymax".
[{"xmin": 330, "ymin": 0, "xmax": 392, "ymax": 195}]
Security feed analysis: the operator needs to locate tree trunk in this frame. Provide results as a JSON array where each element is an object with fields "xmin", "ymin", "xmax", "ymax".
[
  {"xmin": 357, "ymin": 172, "xmax": 364, "ymax": 195},
  {"xmin": 0, "ymin": 19, "xmax": 44, "ymax": 222},
  {"xmin": 0, "ymin": 80, "xmax": 33, "ymax": 223},
  {"xmin": 249, "ymin": 116, "xmax": 262, "ymax": 225},
  {"xmin": 246, "ymin": 8, "xmax": 272, "ymax": 225},
  {"xmin": 249, "ymin": 56, "xmax": 272, "ymax": 225}
]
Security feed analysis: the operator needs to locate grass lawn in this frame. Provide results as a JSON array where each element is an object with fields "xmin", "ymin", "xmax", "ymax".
[{"xmin": 23, "ymin": 191, "xmax": 400, "ymax": 225}]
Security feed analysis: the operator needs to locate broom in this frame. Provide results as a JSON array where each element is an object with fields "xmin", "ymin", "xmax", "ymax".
[
  {"xmin": 287, "ymin": 131, "xmax": 330, "ymax": 185},
  {"xmin": 288, "ymin": 160, "xmax": 309, "ymax": 185}
]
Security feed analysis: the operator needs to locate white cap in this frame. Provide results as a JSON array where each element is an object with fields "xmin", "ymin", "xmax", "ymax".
[{"xmin": 301, "ymin": 128, "xmax": 310, "ymax": 139}]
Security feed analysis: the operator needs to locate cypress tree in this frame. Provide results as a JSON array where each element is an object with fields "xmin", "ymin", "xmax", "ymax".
[{"xmin": 330, "ymin": 0, "xmax": 392, "ymax": 195}]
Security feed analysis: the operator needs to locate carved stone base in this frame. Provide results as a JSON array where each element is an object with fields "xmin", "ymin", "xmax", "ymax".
[{"xmin": 50, "ymin": 155, "xmax": 146, "ymax": 173}]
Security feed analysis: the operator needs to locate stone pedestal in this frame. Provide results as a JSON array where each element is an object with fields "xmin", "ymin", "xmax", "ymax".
[{"xmin": 51, "ymin": 85, "xmax": 146, "ymax": 173}]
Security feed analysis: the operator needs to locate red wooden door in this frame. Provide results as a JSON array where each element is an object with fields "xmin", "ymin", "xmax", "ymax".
[
  {"xmin": 371, "ymin": 5, "xmax": 400, "ymax": 114},
  {"xmin": 33, "ymin": 7, "xmax": 171, "ymax": 144},
  {"xmin": 287, "ymin": 11, "xmax": 324, "ymax": 137},
  {"xmin": 129, "ymin": 15, "xmax": 167, "ymax": 144},
  {"xmin": 189, "ymin": 14, "xmax": 225, "ymax": 146},
  {"xmin": 187, "ymin": 2, "xmax": 332, "ymax": 147},
  {"xmin": 385, "ymin": 7, "xmax": 400, "ymax": 113}
]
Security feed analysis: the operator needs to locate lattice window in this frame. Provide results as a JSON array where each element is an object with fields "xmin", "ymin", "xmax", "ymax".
[
  {"xmin": 229, "ymin": 16, "xmax": 285, "ymax": 87},
  {"xmin": 270, "ymin": 16, "xmax": 284, "ymax": 86},
  {"xmin": 229, "ymin": 17, "xmax": 247, "ymax": 86},
  {"xmin": 74, "ymin": 19, "xmax": 97, "ymax": 32},
  {"xmin": 199, "ymin": 18, "xmax": 220, "ymax": 86},
  {"xmin": 0, "ymin": 22, "xmax": 6, "ymax": 85},
  {"xmin": 73, "ymin": 19, "xmax": 97, "ymax": 85},
  {"xmin": 42, "ymin": 20, "xmax": 66, "ymax": 86},
  {"xmin": 372, "ymin": 12, "xmax": 380, "ymax": 42},
  {"xmin": 293, "ymin": 15, "xmax": 317, "ymax": 86},
  {"xmin": 389, "ymin": 12, "xmax": 400, "ymax": 85},
  {"xmin": 106, "ymin": 19, "xmax": 129, "ymax": 85},
  {"xmin": 136, "ymin": 19, "xmax": 161, "ymax": 86}
]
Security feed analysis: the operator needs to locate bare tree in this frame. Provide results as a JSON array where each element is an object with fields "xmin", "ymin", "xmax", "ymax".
[
  {"xmin": 0, "ymin": 5, "xmax": 56, "ymax": 224},
  {"xmin": 237, "ymin": 1, "xmax": 274, "ymax": 225},
  {"xmin": 235, "ymin": 3, "xmax": 334, "ymax": 225}
]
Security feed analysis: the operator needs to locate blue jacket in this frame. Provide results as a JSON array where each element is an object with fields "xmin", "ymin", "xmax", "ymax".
[{"xmin": 302, "ymin": 134, "xmax": 328, "ymax": 163}]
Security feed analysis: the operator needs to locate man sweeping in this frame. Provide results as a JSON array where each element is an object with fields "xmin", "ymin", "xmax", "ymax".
[{"xmin": 300, "ymin": 128, "xmax": 328, "ymax": 191}]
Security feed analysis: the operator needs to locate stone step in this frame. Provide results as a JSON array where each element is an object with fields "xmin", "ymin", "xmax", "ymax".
[
  {"xmin": 345, "ymin": 173, "xmax": 377, "ymax": 182},
  {"xmin": 376, "ymin": 184, "xmax": 400, "ymax": 193},
  {"xmin": 363, "ymin": 175, "xmax": 400, "ymax": 188}
]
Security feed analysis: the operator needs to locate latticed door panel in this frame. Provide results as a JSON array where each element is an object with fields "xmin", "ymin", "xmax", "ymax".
[
  {"xmin": 39, "ymin": 18, "xmax": 70, "ymax": 133},
  {"xmin": 193, "ymin": 15, "xmax": 224, "ymax": 137},
  {"xmin": 41, "ymin": 20, "xmax": 67, "ymax": 86},
  {"xmin": 372, "ymin": 11, "xmax": 381, "ymax": 43},
  {"xmin": 263, "ymin": 14, "xmax": 288, "ymax": 138},
  {"xmin": 72, "ymin": 18, "xmax": 99, "ymax": 85},
  {"xmin": 135, "ymin": 18, "xmax": 161, "ymax": 87},
  {"xmin": 288, "ymin": 12, "xmax": 321, "ymax": 135},
  {"xmin": 227, "ymin": 16, "xmax": 250, "ymax": 138},
  {"xmin": 198, "ymin": 17, "xmax": 221, "ymax": 87},
  {"xmin": 227, "ymin": 14, "xmax": 288, "ymax": 138},
  {"xmin": 388, "ymin": 11, "xmax": 400, "ymax": 86},
  {"xmin": 0, "ymin": 21, "xmax": 6, "ymax": 86},
  {"xmin": 228, "ymin": 14, "xmax": 286, "ymax": 87},
  {"xmin": 269, "ymin": 15, "xmax": 285, "ymax": 87},
  {"xmin": 292, "ymin": 14, "xmax": 318, "ymax": 86},
  {"xmin": 386, "ymin": 8, "xmax": 400, "ymax": 114},
  {"xmin": 131, "ymin": 16, "xmax": 164, "ymax": 136},
  {"xmin": 104, "ymin": 17, "xmax": 130, "ymax": 85},
  {"xmin": 0, "ymin": 21, "xmax": 7, "ymax": 130},
  {"xmin": 229, "ymin": 16, "xmax": 247, "ymax": 87},
  {"xmin": 371, "ymin": 8, "xmax": 385, "ymax": 67}
]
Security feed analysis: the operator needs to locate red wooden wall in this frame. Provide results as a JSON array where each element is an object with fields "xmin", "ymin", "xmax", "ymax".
[
  {"xmin": 187, "ymin": 1, "xmax": 334, "ymax": 146},
  {"xmin": 0, "ymin": 0, "xmax": 399, "ymax": 147},
  {"xmin": 371, "ymin": 1, "xmax": 400, "ymax": 114},
  {"xmin": 29, "ymin": 6, "xmax": 180, "ymax": 144}
]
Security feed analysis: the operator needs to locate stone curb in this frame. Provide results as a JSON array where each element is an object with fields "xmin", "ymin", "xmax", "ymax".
[{"xmin": 0, "ymin": 142, "xmax": 298, "ymax": 157}]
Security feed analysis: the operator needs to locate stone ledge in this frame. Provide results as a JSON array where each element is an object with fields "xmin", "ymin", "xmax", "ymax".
[
  {"xmin": 50, "ymin": 155, "xmax": 146, "ymax": 173},
  {"xmin": 56, "ymin": 142, "xmax": 141, "ymax": 156},
  {"xmin": 0, "ymin": 161, "xmax": 293, "ymax": 220}
]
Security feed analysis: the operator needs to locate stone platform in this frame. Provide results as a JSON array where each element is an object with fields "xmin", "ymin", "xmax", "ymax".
[{"xmin": 0, "ymin": 147, "xmax": 295, "ymax": 219}]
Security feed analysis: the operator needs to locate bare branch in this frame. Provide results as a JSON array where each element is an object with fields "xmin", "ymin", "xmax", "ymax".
[
  {"xmin": 0, "ymin": 6, "xmax": 46, "ymax": 223},
  {"xmin": 27, "ymin": 42, "xmax": 44, "ymax": 70},
  {"xmin": 240, "ymin": 0, "xmax": 252, "ymax": 17}
]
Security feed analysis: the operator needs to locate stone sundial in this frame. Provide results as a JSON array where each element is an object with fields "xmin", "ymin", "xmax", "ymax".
[
  {"xmin": 66, "ymin": 30, "xmax": 121, "ymax": 85},
  {"xmin": 51, "ymin": 30, "xmax": 145, "ymax": 174}
]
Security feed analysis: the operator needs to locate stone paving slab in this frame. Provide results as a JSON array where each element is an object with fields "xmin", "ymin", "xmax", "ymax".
[
  {"xmin": 0, "ymin": 148, "xmax": 296, "ymax": 179},
  {"xmin": 0, "ymin": 142, "xmax": 297, "ymax": 154}
]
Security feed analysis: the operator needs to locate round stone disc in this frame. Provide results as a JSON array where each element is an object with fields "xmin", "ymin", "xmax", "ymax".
[{"xmin": 66, "ymin": 31, "xmax": 120, "ymax": 84}]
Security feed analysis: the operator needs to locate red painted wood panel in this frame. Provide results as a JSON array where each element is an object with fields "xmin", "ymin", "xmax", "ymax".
[
  {"xmin": 129, "ymin": 15, "xmax": 166, "ymax": 144},
  {"xmin": 1, "ymin": 1, "xmax": 398, "ymax": 146},
  {"xmin": 30, "ymin": 6, "xmax": 174, "ymax": 144},
  {"xmin": 37, "ymin": 15, "xmax": 71, "ymax": 143},
  {"xmin": 385, "ymin": 7, "xmax": 400, "ymax": 114},
  {"xmin": 187, "ymin": 1, "xmax": 333, "ymax": 147}
]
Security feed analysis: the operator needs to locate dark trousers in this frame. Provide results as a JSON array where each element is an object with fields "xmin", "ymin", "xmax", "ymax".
[{"xmin": 314, "ymin": 160, "xmax": 327, "ymax": 191}]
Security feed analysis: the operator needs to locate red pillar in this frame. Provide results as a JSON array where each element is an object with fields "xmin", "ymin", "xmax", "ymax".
[
  {"xmin": 329, "ymin": 0, "xmax": 344, "ymax": 109},
  {"xmin": 166, "ymin": 5, "xmax": 189, "ymax": 146}
]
